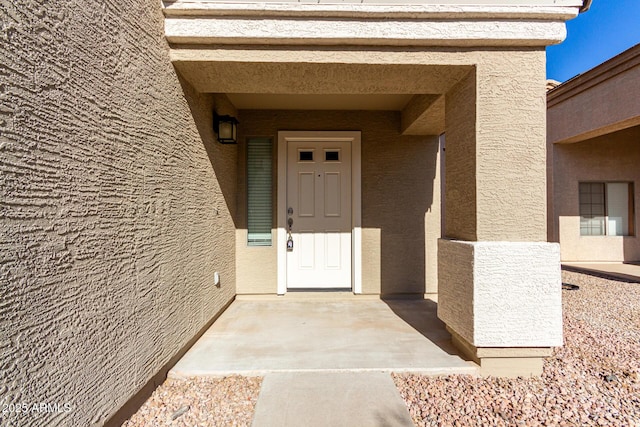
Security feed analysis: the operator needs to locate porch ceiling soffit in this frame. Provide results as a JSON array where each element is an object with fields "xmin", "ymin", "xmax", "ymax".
[
  {"xmin": 225, "ymin": 94, "xmax": 414, "ymax": 111},
  {"xmin": 170, "ymin": 60, "xmax": 472, "ymax": 95},
  {"xmin": 162, "ymin": 2, "xmax": 580, "ymax": 47},
  {"xmin": 551, "ymin": 117, "xmax": 640, "ymax": 145}
]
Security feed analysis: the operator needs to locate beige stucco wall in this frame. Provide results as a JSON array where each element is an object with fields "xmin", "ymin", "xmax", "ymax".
[
  {"xmin": 548, "ymin": 45, "xmax": 640, "ymax": 262},
  {"xmin": 547, "ymin": 45, "xmax": 640, "ymax": 145},
  {"xmin": 445, "ymin": 49, "xmax": 548, "ymax": 242},
  {"xmin": 0, "ymin": 1, "xmax": 237, "ymax": 425},
  {"xmin": 162, "ymin": 1, "xmax": 577, "ymax": 49},
  {"xmin": 235, "ymin": 110, "xmax": 440, "ymax": 296},
  {"xmin": 444, "ymin": 69, "xmax": 478, "ymax": 241},
  {"xmin": 552, "ymin": 128, "xmax": 640, "ymax": 261}
]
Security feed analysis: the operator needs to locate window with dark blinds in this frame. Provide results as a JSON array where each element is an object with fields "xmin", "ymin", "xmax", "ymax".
[{"xmin": 247, "ymin": 138, "xmax": 273, "ymax": 245}]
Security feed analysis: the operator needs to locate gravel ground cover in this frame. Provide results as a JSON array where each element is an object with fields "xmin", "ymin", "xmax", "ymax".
[
  {"xmin": 393, "ymin": 271, "xmax": 640, "ymax": 426},
  {"xmin": 122, "ymin": 376, "xmax": 262, "ymax": 427}
]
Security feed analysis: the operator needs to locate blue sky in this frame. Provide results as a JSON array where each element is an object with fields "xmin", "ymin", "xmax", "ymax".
[{"xmin": 546, "ymin": 0, "xmax": 640, "ymax": 82}]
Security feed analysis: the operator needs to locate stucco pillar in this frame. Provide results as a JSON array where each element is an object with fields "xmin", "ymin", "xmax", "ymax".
[{"xmin": 438, "ymin": 51, "xmax": 562, "ymax": 377}]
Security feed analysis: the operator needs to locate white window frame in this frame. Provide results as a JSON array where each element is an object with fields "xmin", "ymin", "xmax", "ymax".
[
  {"xmin": 247, "ymin": 137, "xmax": 274, "ymax": 246},
  {"xmin": 579, "ymin": 181, "xmax": 635, "ymax": 237}
]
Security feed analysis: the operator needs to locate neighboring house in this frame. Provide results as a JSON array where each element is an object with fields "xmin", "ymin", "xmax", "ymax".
[
  {"xmin": 1, "ymin": 1, "xmax": 589, "ymax": 425},
  {"xmin": 548, "ymin": 43, "xmax": 640, "ymax": 262}
]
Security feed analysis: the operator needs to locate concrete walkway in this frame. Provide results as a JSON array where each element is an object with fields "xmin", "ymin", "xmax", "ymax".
[
  {"xmin": 563, "ymin": 262, "xmax": 640, "ymax": 282},
  {"xmin": 169, "ymin": 297, "xmax": 477, "ymax": 426},
  {"xmin": 252, "ymin": 371, "xmax": 414, "ymax": 427}
]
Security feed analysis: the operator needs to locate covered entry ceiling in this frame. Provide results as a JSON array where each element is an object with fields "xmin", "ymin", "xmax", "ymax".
[
  {"xmin": 171, "ymin": 57, "xmax": 473, "ymax": 135},
  {"xmin": 226, "ymin": 94, "xmax": 414, "ymax": 111},
  {"xmin": 171, "ymin": 59, "xmax": 471, "ymax": 95},
  {"xmin": 164, "ymin": 1, "xmax": 577, "ymax": 136},
  {"xmin": 164, "ymin": 0, "xmax": 577, "ymax": 122}
]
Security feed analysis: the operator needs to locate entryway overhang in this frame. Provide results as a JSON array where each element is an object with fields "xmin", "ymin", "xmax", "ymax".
[
  {"xmin": 167, "ymin": 56, "xmax": 471, "ymax": 135},
  {"xmin": 163, "ymin": 1, "xmax": 578, "ymax": 47},
  {"xmin": 163, "ymin": 0, "xmax": 580, "ymax": 135}
]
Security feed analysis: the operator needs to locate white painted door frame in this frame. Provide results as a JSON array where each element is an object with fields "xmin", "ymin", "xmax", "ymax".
[{"xmin": 277, "ymin": 131, "xmax": 362, "ymax": 295}]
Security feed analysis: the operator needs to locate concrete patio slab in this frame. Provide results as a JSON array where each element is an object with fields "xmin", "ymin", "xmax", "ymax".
[
  {"xmin": 251, "ymin": 371, "xmax": 414, "ymax": 427},
  {"xmin": 169, "ymin": 298, "xmax": 477, "ymax": 377}
]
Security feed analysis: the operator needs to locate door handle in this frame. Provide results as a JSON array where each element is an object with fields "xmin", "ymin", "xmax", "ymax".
[{"xmin": 287, "ymin": 218, "xmax": 294, "ymax": 251}]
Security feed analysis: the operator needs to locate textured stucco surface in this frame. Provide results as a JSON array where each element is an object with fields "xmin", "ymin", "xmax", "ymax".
[
  {"xmin": 438, "ymin": 240, "xmax": 562, "ymax": 347},
  {"xmin": 172, "ymin": 58, "xmax": 473, "ymax": 96},
  {"xmin": 444, "ymin": 69, "xmax": 477, "ymax": 241},
  {"xmin": 235, "ymin": 110, "xmax": 440, "ymax": 296},
  {"xmin": 547, "ymin": 44, "xmax": 640, "ymax": 144},
  {"xmin": 548, "ymin": 45, "xmax": 640, "ymax": 262},
  {"xmin": 0, "ymin": 1, "xmax": 236, "ymax": 425},
  {"xmin": 164, "ymin": 17, "xmax": 567, "ymax": 47},
  {"xmin": 437, "ymin": 239, "xmax": 475, "ymax": 339},
  {"xmin": 401, "ymin": 94, "xmax": 445, "ymax": 136},
  {"xmin": 475, "ymin": 50, "xmax": 548, "ymax": 241},
  {"xmin": 444, "ymin": 50, "xmax": 548, "ymax": 242},
  {"xmin": 162, "ymin": 1, "xmax": 582, "ymax": 16},
  {"xmin": 551, "ymin": 128, "xmax": 640, "ymax": 262},
  {"xmin": 162, "ymin": 1, "xmax": 578, "ymax": 47}
]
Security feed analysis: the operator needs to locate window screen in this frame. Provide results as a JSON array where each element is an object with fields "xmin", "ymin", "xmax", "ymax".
[{"xmin": 247, "ymin": 138, "xmax": 273, "ymax": 245}]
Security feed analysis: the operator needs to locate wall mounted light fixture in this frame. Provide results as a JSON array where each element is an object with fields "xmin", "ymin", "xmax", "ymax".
[{"xmin": 213, "ymin": 113, "xmax": 239, "ymax": 144}]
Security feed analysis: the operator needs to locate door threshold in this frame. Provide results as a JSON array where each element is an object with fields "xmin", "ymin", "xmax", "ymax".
[
  {"xmin": 282, "ymin": 291, "xmax": 379, "ymax": 300},
  {"xmin": 287, "ymin": 288, "xmax": 352, "ymax": 293},
  {"xmin": 237, "ymin": 294, "xmax": 381, "ymax": 301}
]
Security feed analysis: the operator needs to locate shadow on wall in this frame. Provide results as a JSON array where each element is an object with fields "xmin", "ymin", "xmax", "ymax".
[
  {"xmin": 177, "ymin": 75, "xmax": 240, "ymax": 227},
  {"xmin": 552, "ymin": 126, "xmax": 640, "ymax": 263},
  {"xmin": 364, "ymin": 130, "xmax": 438, "ymax": 296},
  {"xmin": 625, "ymin": 235, "xmax": 640, "ymax": 263},
  {"xmin": 626, "ymin": 181, "xmax": 640, "ymax": 261}
]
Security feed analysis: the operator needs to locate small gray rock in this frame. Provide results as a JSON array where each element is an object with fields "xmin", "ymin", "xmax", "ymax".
[{"xmin": 171, "ymin": 405, "xmax": 190, "ymax": 421}]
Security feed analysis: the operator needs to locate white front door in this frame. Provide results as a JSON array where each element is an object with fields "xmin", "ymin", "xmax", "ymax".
[{"xmin": 286, "ymin": 140, "xmax": 352, "ymax": 288}]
